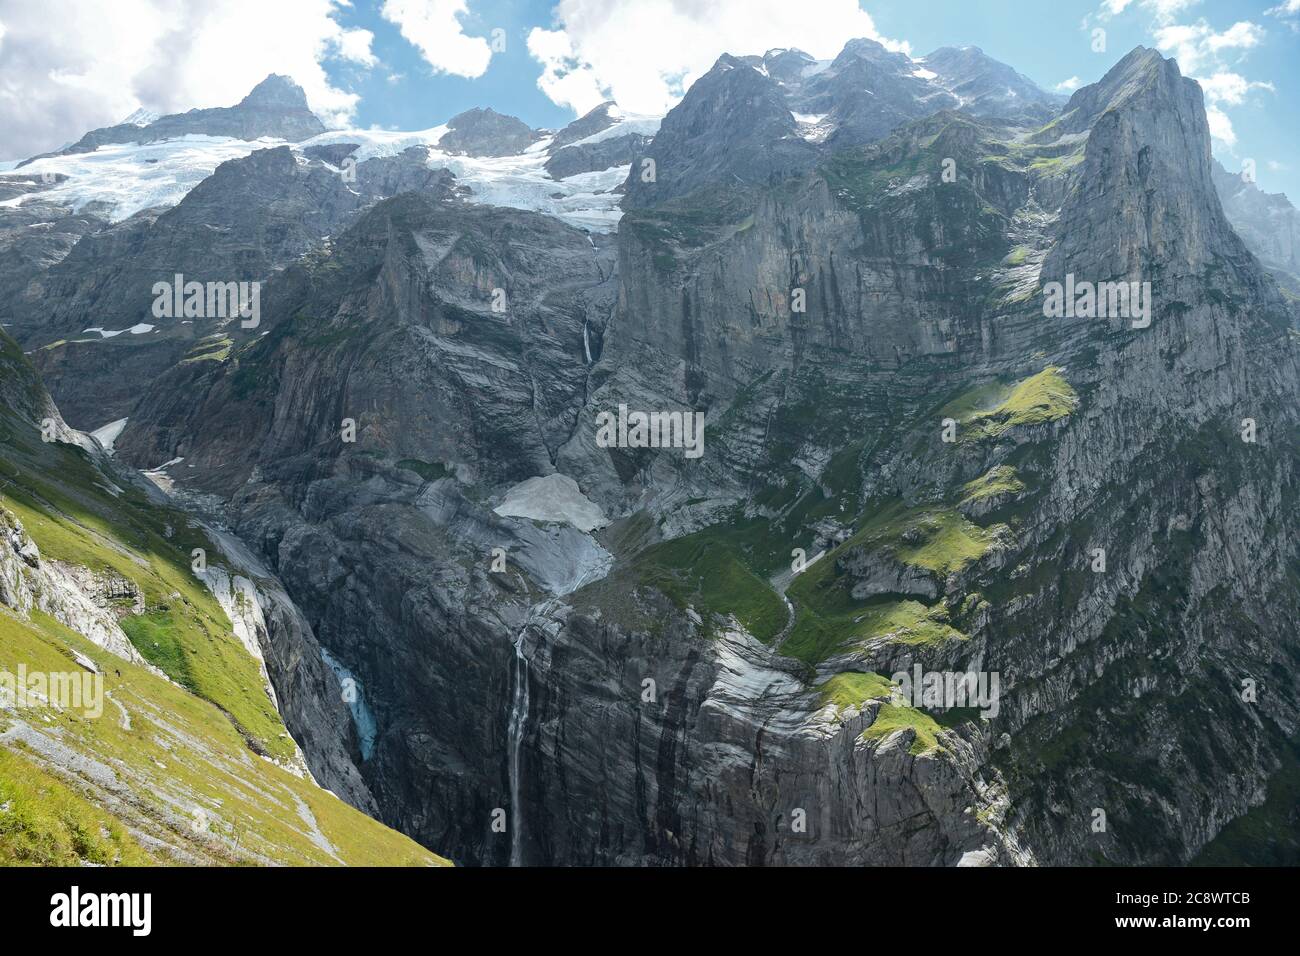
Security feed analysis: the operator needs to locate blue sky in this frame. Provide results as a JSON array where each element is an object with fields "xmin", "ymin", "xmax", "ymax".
[{"xmin": 320, "ymin": 0, "xmax": 1300, "ymax": 201}]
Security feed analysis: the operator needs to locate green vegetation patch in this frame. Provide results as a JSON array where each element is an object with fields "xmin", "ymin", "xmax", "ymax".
[
  {"xmin": 0, "ymin": 435, "xmax": 292, "ymax": 760},
  {"xmin": 775, "ymin": 501, "xmax": 995, "ymax": 665},
  {"xmin": 181, "ymin": 335, "xmax": 233, "ymax": 365},
  {"xmin": 630, "ymin": 527, "xmax": 787, "ymax": 642},
  {"xmin": 860, "ymin": 703, "xmax": 957, "ymax": 756},
  {"xmin": 938, "ymin": 367, "xmax": 1078, "ymax": 441},
  {"xmin": 962, "ymin": 366, "xmax": 1078, "ymax": 439},
  {"xmin": 396, "ymin": 459, "xmax": 450, "ymax": 482},
  {"xmin": 0, "ymin": 744, "xmax": 156, "ymax": 866},
  {"xmin": 959, "ymin": 465, "xmax": 1026, "ymax": 507},
  {"xmin": 816, "ymin": 671, "xmax": 893, "ymax": 710},
  {"xmin": 782, "ymin": 593, "xmax": 963, "ymax": 666}
]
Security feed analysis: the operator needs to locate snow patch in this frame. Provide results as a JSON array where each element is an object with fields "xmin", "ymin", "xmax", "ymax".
[
  {"xmin": 1, "ymin": 135, "xmax": 289, "ymax": 223},
  {"xmin": 90, "ymin": 418, "xmax": 128, "ymax": 453},
  {"xmin": 82, "ymin": 323, "xmax": 154, "ymax": 337},
  {"xmin": 494, "ymin": 473, "xmax": 608, "ymax": 532}
]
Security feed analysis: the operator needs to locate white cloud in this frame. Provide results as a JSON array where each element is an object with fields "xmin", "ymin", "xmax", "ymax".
[
  {"xmin": 0, "ymin": 0, "xmax": 375, "ymax": 160},
  {"xmin": 333, "ymin": 25, "xmax": 378, "ymax": 68},
  {"xmin": 1055, "ymin": 76, "xmax": 1082, "ymax": 92},
  {"xmin": 380, "ymin": 0, "xmax": 493, "ymax": 79},
  {"xmin": 1144, "ymin": 0, "xmax": 1200, "ymax": 24},
  {"xmin": 526, "ymin": 0, "xmax": 910, "ymax": 117},
  {"xmin": 1204, "ymin": 103, "xmax": 1235, "ymax": 146},
  {"xmin": 1096, "ymin": 0, "xmax": 1199, "ymax": 24},
  {"xmin": 1196, "ymin": 71, "xmax": 1274, "ymax": 106},
  {"xmin": 1094, "ymin": 2, "xmax": 1277, "ymax": 154},
  {"xmin": 1152, "ymin": 20, "xmax": 1264, "ymax": 74},
  {"xmin": 1267, "ymin": 159, "xmax": 1290, "ymax": 172},
  {"xmin": 1148, "ymin": 20, "xmax": 1268, "ymax": 148}
]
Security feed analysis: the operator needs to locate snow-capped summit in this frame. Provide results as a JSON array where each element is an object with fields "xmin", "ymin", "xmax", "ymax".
[{"xmin": 120, "ymin": 108, "xmax": 161, "ymax": 128}]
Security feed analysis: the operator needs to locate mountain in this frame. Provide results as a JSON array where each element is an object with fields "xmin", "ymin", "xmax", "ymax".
[
  {"xmin": 438, "ymin": 107, "xmax": 544, "ymax": 157},
  {"xmin": 1212, "ymin": 158, "xmax": 1300, "ymax": 299},
  {"xmin": 8, "ymin": 144, "xmax": 457, "ymax": 427},
  {"xmin": 623, "ymin": 52, "xmax": 818, "ymax": 207},
  {"xmin": 625, "ymin": 38, "xmax": 1060, "ymax": 207},
  {"xmin": 40, "ymin": 75, "xmax": 327, "ymax": 158},
  {"xmin": 2, "ymin": 39, "xmax": 1297, "ymax": 869},
  {"xmin": 919, "ymin": 46, "xmax": 1065, "ymax": 122},
  {"xmin": 0, "ymin": 327, "xmax": 447, "ymax": 865},
  {"xmin": 544, "ymin": 102, "xmax": 651, "ymax": 179},
  {"xmin": 86, "ymin": 45, "xmax": 1299, "ymax": 866}
]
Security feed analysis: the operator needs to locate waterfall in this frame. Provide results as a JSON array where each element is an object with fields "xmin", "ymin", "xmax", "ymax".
[
  {"xmin": 506, "ymin": 624, "xmax": 531, "ymax": 866},
  {"xmin": 583, "ymin": 318, "xmax": 593, "ymax": 365}
]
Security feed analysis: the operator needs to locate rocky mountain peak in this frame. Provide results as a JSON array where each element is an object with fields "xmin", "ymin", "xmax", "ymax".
[
  {"xmin": 550, "ymin": 101, "xmax": 621, "ymax": 150},
  {"xmin": 1043, "ymin": 43, "xmax": 1254, "ymax": 294},
  {"xmin": 920, "ymin": 45, "xmax": 1064, "ymax": 121},
  {"xmin": 623, "ymin": 50, "xmax": 812, "ymax": 206},
  {"xmin": 440, "ymin": 107, "xmax": 541, "ymax": 156},
  {"xmin": 834, "ymin": 36, "xmax": 906, "ymax": 67},
  {"xmin": 1054, "ymin": 45, "xmax": 1171, "ymax": 134},
  {"xmin": 238, "ymin": 73, "xmax": 312, "ymax": 111}
]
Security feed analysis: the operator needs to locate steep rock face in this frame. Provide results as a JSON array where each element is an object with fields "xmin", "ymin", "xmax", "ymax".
[
  {"xmin": 0, "ymin": 182, "xmax": 109, "ymax": 310},
  {"xmin": 1042, "ymin": 50, "xmax": 1233, "ymax": 280},
  {"xmin": 545, "ymin": 133, "xmax": 648, "ymax": 180},
  {"xmin": 550, "ymin": 102, "xmax": 623, "ymax": 150},
  {"xmin": 515, "ymin": 613, "xmax": 1021, "ymax": 865},
  {"xmin": 1212, "ymin": 158, "xmax": 1300, "ymax": 297},
  {"xmin": 117, "ymin": 192, "xmax": 617, "ymax": 485},
  {"xmin": 82, "ymin": 46, "xmax": 1300, "ymax": 868},
  {"xmin": 623, "ymin": 54, "xmax": 818, "ymax": 208},
  {"xmin": 8, "ymin": 146, "xmax": 458, "ymax": 429},
  {"xmin": 109, "ymin": 191, "xmax": 619, "ymax": 863}
]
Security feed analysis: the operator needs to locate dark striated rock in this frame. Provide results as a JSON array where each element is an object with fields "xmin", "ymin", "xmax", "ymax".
[
  {"xmin": 623, "ymin": 54, "xmax": 818, "ymax": 208},
  {"xmin": 8, "ymin": 145, "xmax": 459, "ymax": 429},
  {"xmin": 549, "ymin": 102, "xmax": 622, "ymax": 150},
  {"xmin": 545, "ymin": 133, "xmax": 648, "ymax": 179}
]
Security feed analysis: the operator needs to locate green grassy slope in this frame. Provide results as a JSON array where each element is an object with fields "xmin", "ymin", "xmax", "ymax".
[{"xmin": 0, "ymin": 329, "xmax": 447, "ymax": 866}]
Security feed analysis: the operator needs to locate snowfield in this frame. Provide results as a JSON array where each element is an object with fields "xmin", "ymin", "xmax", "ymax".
[
  {"xmin": 0, "ymin": 135, "xmax": 288, "ymax": 222},
  {"xmin": 0, "ymin": 111, "xmax": 661, "ymax": 233}
]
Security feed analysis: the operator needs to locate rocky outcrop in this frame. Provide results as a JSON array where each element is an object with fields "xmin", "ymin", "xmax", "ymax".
[
  {"xmin": 550, "ymin": 102, "xmax": 623, "ymax": 150},
  {"xmin": 545, "ymin": 133, "xmax": 648, "ymax": 180},
  {"xmin": 10, "ymin": 145, "xmax": 460, "ymax": 429},
  {"xmin": 0, "ymin": 507, "xmax": 147, "ymax": 665},
  {"xmin": 440, "ymin": 108, "xmax": 543, "ymax": 157}
]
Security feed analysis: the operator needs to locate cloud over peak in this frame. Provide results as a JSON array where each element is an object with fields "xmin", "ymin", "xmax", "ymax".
[
  {"xmin": 0, "ymin": 0, "xmax": 375, "ymax": 160},
  {"xmin": 525, "ymin": 0, "xmax": 910, "ymax": 117}
]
